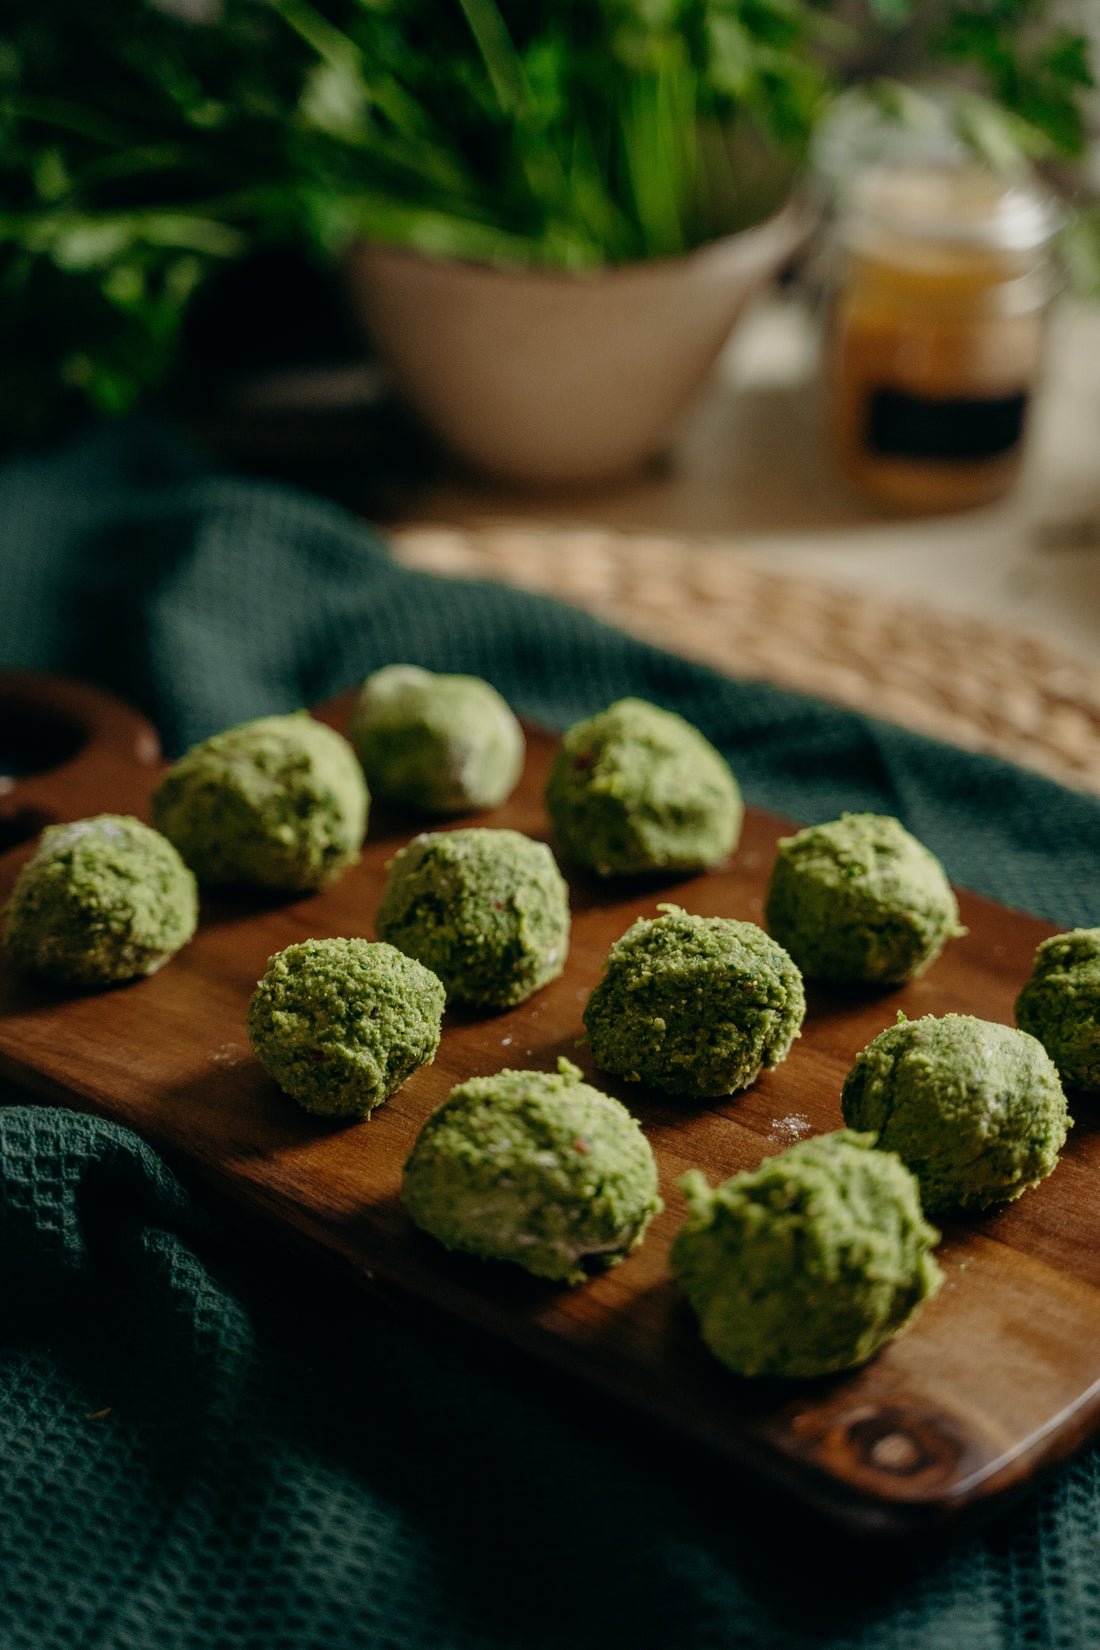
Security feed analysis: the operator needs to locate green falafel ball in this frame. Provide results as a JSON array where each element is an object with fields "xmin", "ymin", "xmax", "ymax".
[
  {"xmin": 153, "ymin": 712, "xmax": 368, "ymax": 892},
  {"xmin": 841, "ymin": 1013, "xmax": 1071, "ymax": 1213},
  {"xmin": 375, "ymin": 827, "xmax": 570, "ymax": 1008},
  {"xmin": 4, "ymin": 814, "xmax": 197, "ymax": 987},
  {"xmin": 402, "ymin": 1058, "xmax": 662, "ymax": 1284},
  {"xmin": 350, "ymin": 664, "xmax": 524, "ymax": 813},
  {"xmin": 247, "ymin": 938, "xmax": 444, "ymax": 1118},
  {"xmin": 1016, "ymin": 928, "xmax": 1100, "ymax": 1091},
  {"xmin": 584, "ymin": 905, "xmax": 805, "ymax": 1097},
  {"xmin": 765, "ymin": 813, "xmax": 963, "ymax": 987},
  {"xmin": 545, "ymin": 698, "xmax": 742, "ymax": 878},
  {"xmin": 670, "ymin": 1130, "xmax": 943, "ymax": 1378}
]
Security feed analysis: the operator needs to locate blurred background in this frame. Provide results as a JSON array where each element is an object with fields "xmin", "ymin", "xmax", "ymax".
[{"xmin": 5, "ymin": 0, "xmax": 1100, "ymax": 786}]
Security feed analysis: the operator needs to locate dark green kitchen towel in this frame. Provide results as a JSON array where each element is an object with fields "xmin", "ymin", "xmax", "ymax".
[{"xmin": 2, "ymin": 417, "xmax": 1100, "ymax": 1650}]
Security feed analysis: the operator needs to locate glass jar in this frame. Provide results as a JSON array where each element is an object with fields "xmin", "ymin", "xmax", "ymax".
[{"xmin": 828, "ymin": 165, "xmax": 1063, "ymax": 512}]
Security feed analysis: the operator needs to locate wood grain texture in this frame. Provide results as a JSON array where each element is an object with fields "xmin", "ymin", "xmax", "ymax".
[{"xmin": 0, "ymin": 672, "xmax": 1095, "ymax": 1537}]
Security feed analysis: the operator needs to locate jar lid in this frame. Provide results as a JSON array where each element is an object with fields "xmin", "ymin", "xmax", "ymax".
[{"xmin": 841, "ymin": 164, "xmax": 1064, "ymax": 255}]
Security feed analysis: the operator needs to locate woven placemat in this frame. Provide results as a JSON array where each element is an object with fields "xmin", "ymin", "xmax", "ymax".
[{"xmin": 389, "ymin": 522, "xmax": 1100, "ymax": 797}]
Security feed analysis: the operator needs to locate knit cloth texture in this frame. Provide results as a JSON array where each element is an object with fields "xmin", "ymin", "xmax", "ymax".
[{"xmin": 2, "ymin": 418, "xmax": 1100, "ymax": 1649}]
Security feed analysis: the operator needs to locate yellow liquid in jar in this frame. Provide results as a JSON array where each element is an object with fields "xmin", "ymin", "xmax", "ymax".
[{"xmin": 830, "ymin": 241, "xmax": 1048, "ymax": 512}]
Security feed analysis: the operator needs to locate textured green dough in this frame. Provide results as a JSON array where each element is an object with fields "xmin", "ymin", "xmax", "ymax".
[
  {"xmin": 583, "ymin": 904, "xmax": 805, "ymax": 1097},
  {"xmin": 670, "ymin": 1130, "xmax": 943, "ymax": 1378},
  {"xmin": 247, "ymin": 938, "xmax": 444, "ymax": 1119},
  {"xmin": 545, "ymin": 697, "xmax": 742, "ymax": 877},
  {"xmin": 375, "ymin": 827, "xmax": 570, "ymax": 1008},
  {"xmin": 349, "ymin": 664, "xmax": 524, "ymax": 813},
  {"xmin": 841, "ymin": 1012, "xmax": 1071, "ymax": 1212},
  {"xmin": 402, "ymin": 1058, "xmax": 662, "ymax": 1285},
  {"xmin": 1016, "ymin": 928, "xmax": 1100, "ymax": 1091},
  {"xmin": 765, "ymin": 812, "xmax": 963, "ymax": 986},
  {"xmin": 153, "ymin": 712, "xmax": 369, "ymax": 891},
  {"xmin": 3, "ymin": 814, "xmax": 198, "ymax": 987}
]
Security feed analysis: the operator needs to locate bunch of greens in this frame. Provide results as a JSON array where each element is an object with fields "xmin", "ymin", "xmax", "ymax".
[
  {"xmin": 280, "ymin": 0, "xmax": 1096, "ymax": 266},
  {"xmin": 276, "ymin": 0, "xmax": 829, "ymax": 270},
  {"xmin": 0, "ymin": 0, "xmax": 1095, "ymax": 443},
  {"xmin": 0, "ymin": 1, "xmax": 295, "ymax": 439}
]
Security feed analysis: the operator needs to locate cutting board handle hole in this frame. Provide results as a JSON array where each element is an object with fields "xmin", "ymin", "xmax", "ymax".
[
  {"xmin": 0, "ymin": 695, "xmax": 87, "ymax": 782},
  {"xmin": 0, "ymin": 805, "xmax": 55, "ymax": 853}
]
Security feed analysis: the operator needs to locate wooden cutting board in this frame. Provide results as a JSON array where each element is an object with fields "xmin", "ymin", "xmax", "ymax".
[{"xmin": 1, "ymin": 669, "xmax": 1096, "ymax": 1537}]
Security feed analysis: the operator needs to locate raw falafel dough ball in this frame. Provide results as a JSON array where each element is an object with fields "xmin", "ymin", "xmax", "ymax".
[
  {"xmin": 584, "ymin": 904, "xmax": 805, "ymax": 1098},
  {"xmin": 349, "ymin": 664, "xmax": 524, "ymax": 813},
  {"xmin": 670, "ymin": 1130, "xmax": 943, "ymax": 1378},
  {"xmin": 375, "ymin": 827, "xmax": 570, "ymax": 1008},
  {"xmin": 765, "ymin": 812, "xmax": 963, "ymax": 987},
  {"xmin": 545, "ymin": 698, "xmax": 742, "ymax": 878},
  {"xmin": 153, "ymin": 712, "xmax": 368, "ymax": 892},
  {"xmin": 402, "ymin": 1058, "xmax": 662, "ymax": 1284},
  {"xmin": 1016, "ymin": 928, "xmax": 1100, "ymax": 1091},
  {"xmin": 3, "ymin": 814, "xmax": 198, "ymax": 988},
  {"xmin": 247, "ymin": 937, "xmax": 444, "ymax": 1118},
  {"xmin": 841, "ymin": 1012, "xmax": 1071, "ymax": 1212}
]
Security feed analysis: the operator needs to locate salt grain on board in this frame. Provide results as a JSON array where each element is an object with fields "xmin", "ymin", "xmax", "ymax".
[
  {"xmin": 767, "ymin": 1114, "xmax": 811, "ymax": 1143},
  {"xmin": 212, "ymin": 1042, "xmax": 248, "ymax": 1068}
]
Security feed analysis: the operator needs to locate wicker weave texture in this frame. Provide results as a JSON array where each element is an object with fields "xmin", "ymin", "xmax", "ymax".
[{"xmin": 390, "ymin": 524, "xmax": 1100, "ymax": 797}]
